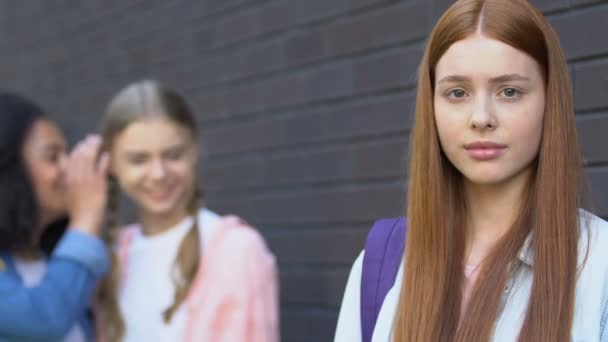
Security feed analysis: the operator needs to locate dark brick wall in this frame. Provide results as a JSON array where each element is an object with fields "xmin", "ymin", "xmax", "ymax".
[{"xmin": 0, "ymin": 1, "xmax": 607, "ymax": 341}]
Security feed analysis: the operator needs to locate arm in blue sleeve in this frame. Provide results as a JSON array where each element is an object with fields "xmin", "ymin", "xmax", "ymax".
[{"xmin": 0, "ymin": 230, "xmax": 109, "ymax": 339}]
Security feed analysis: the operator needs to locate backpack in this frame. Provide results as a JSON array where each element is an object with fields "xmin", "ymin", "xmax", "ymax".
[{"xmin": 360, "ymin": 218, "xmax": 407, "ymax": 342}]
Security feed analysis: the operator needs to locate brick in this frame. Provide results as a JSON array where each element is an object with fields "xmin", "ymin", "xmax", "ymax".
[
  {"xmin": 529, "ymin": 0, "xmax": 569, "ymax": 12},
  {"xmin": 237, "ymin": 38, "xmax": 286, "ymax": 79},
  {"xmin": 574, "ymin": 59, "xmax": 608, "ymax": 111},
  {"xmin": 323, "ymin": 92, "xmax": 415, "ymax": 139},
  {"xmin": 281, "ymin": 309, "xmax": 337, "ymax": 342},
  {"xmin": 226, "ymin": 82, "xmax": 263, "ymax": 115},
  {"xmin": 203, "ymin": 93, "xmax": 414, "ymax": 158},
  {"xmin": 206, "ymin": 0, "xmax": 253, "ymax": 14},
  {"xmin": 204, "ymin": 118, "xmax": 289, "ymax": 156},
  {"xmin": 305, "ymin": 62, "xmax": 354, "ymax": 102},
  {"xmin": 281, "ymin": 269, "xmax": 350, "ymax": 307},
  {"xmin": 587, "ymin": 168, "xmax": 608, "ymax": 217},
  {"xmin": 215, "ymin": 7, "xmax": 261, "ymax": 47},
  {"xmin": 323, "ymin": 13, "xmax": 376, "ymax": 57},
  {"xmin": 352, "ymin": 138, "xmax": 409, "ymax": 180},
  {"xmin": 286, "ymin": 29, "xmax": 323, "ymax": 67},
  {"xmin": 203, "ymin": 158, "xmax": 261, "ymax": 191},
  {"xmin": 260, "ymin": 1, "xmax": 294, "ymax": 34},
  {"xmin": 205, "ymin": 119, "xmax": 280, "ymax": 156},
  {"xmin": 267, "ymin": 228, "xmax": 366, "ymax": 265},
  {"xmin": 261, "ymin": 147, "xmax": 353, "ymax": 185},
  {"xmin": 570, "ymin": 0, "xmax": 606, "ymax": 6},
  {"xmin": 192, "ymin": 91, "xmax": 229, "ymax": 122},
  {"xmin": 323, "ymin": 1, "xmax": 430, "ymax": 58},
  {"xmin": 189, "ymin": 54, "xmax": 228, "ymax": 87},
  {"xmin": 550, "ymin": 5, "xmax": 608, "ymax": 60},
  {"xmin": 191, "ymin": 26, "xmax": 215, "ymax": 53},
  {"xmin": 353, "ymin": 46, "xmax": 423, "ymax": 93},
  {"xmin": 293, "ymin": 0, "xmax": 352, "ymax": 24},
  {"xmin": 430, "ymin": 0, "xmax": 454, "ymax": 22},
  {"xmin": 258, "ymin": 73, "xmax": 308, "ymax": 111},
  {"xmin": 577, "ymin": 113, "xmax": 608, "ymax": 165},
  {"xmin": 211, "ymin": 184, "xmax": 406, "ymax": 224}
]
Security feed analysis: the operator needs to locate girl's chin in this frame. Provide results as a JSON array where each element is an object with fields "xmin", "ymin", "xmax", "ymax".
[{"xmin": 140, "ymin": 198, "xmax": 183, "ymax": 216}]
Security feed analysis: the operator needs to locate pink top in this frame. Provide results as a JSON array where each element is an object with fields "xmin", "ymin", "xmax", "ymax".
[{"xmin": 102, "ymin": 215, "xmax": 279, "ymax": 342}]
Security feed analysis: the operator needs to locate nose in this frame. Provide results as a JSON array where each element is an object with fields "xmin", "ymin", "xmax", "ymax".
[
  {"xmin": 58, "ymin": 153, "xmax": 68, "ymax": 174},
  {"xmin": 150, "ymin": 159, "xmax": 168, "ymax": 180},
  {"xmin": 469, "ymin": 94, "xmax": 498, "ymax": 131}
]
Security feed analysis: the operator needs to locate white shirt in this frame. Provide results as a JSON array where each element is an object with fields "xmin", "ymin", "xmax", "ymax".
[
  {"xmin": 15, "ymin": 258, "xmax": 86, "ymax": 342},
  {"xmin": 120, "ymin": 208, "xmax": 221, "ymax": 342},
  {"xmin": 334, "ymin": 211, "xmax": 608, "ymax": 342}
]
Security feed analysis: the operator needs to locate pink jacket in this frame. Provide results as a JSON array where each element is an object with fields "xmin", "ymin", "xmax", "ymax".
[{"xmin": 114, "ymin": 215, "xmax": 279, "ymax": 342}]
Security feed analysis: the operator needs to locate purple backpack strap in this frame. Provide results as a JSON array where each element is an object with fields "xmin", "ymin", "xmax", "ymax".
[{"xmin": 360, "ymin": 218, "xmax": 407, "ymax": 342}]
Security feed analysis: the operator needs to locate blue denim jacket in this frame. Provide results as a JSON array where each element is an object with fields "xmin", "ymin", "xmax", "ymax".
[{"xmin": 0, "ymin": 230, "xmax": 109, "ymax": 341}]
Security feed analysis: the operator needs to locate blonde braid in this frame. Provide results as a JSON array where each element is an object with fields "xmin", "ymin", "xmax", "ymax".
[
  {"xmin": 163, "ymin": 184, "xmax": 203, "ymax": 323},
  {"xmin": 98, "ymin": 178, "xmax": 126, "ymax": 341}
]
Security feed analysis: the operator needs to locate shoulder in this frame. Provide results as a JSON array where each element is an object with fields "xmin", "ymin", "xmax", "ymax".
[
  {"xmin": 578, "ymin": 210, "xmax": 608, "ymax": 280},
  {"xmin": 205, "ymin": 213, "xmax": 275, "ymax": 267},
  {"xmin": 347, "ymin": 251, "xmax": 364, "ymax": 289},
  {"xmin": 581, "ymin": 210, "xmax": 608, "ymax": 262},
  {"xmin": 211, "ymin": 214, "xmax": 269, "ymax": 250},
  {"xmin": 197, "ymin": 214, "xmax": 276, "ymax": 292}
]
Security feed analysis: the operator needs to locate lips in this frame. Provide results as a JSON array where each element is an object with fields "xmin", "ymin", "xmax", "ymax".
[
  {"xmin": 463, "ymin": 141, "xmax": 506, "ymax": 160},
  {"xmin": 145, "ymin": 187, "xmax": 176, "ymax": 202}
]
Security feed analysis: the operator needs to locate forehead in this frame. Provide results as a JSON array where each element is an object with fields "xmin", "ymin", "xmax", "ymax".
[
  {"xmin": 113, "ymin": 117, "xmax": 193, "ymax": 153},
  {"xmin": 435, "ymin": 34, "xmax": 542, "ymax": 81},
  {"xmin": 26, "ymin": 119, "xmax": 66, "ymax": 147}
]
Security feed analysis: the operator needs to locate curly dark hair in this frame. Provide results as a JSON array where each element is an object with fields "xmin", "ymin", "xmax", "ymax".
[{"xmin": 0, "ymin": 92, "xmax": 67, "ymax": 255}]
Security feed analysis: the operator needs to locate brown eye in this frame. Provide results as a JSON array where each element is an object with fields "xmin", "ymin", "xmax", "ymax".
[
  {"xmin": 46, "ymin": 153, "xmax": 60, "ymax": 163},
  {"xmin": 164, "ymin": 147, "xmax": 186, "ymax": 161},
  {"xmin": 127, "ymin": 155, "xmax": 148, "ymax": 165}
]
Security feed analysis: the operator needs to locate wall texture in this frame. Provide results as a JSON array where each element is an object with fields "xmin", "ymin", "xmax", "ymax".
[{"xmin": 0, "ymin": 1, "xmax": 607, "ymax": 341}]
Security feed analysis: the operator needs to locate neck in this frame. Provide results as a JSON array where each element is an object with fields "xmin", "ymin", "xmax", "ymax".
[
  {"xmin": 139, "ymin": 206, "xmax": 191, "ymax": 236},
  {"xmin": 463, "ymin": 168, "xmax": 532, "ymax": 265},
  {"xmin": 16, "ymin": 218, "xmax": 48, "ymax": 260},
  {"xmin": 13, "ymin": 248, "xmax": 42, "ymax": 261}
]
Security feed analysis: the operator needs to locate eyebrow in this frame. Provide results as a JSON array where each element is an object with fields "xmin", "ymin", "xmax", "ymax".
[
  {"xmin": 41, "ymin": 143, "xmax": 66, "ymax": 153},
  {"xmin": 122, "ymin": 150, "xmax": 149, "ymax": 157},
  {"xmin": 122, "ymin": 144, "xmax": 187, "ymax": 156},
  {"xmin": 437, "ymin": 74, "xmax": 531, "ymax": 85}
]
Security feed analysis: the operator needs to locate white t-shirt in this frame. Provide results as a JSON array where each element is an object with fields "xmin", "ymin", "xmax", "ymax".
[
  {"xmin": 15, "ymin": 258, "xmax": 86, "ymax": 342},
  {"xmin": 120, "ymin": 208, "xmax": 221, "ymax": 342}
]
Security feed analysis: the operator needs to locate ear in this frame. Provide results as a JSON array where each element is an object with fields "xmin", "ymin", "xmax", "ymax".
[{"xmin": 106, "ymin": 153, "xmax": 117, "ymax": 178}]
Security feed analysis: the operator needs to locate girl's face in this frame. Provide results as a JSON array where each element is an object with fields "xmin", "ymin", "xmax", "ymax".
[
  {"xmin": 433, "ymin": 34, "xmax": 546, "ymax": 187},
  {"xmin": 22, "ymin": 119, "xmax": 69, "ymax": 225},
  {"xmin": 110, "ymin": 117, "xmax": 198, "ymax": 218}
]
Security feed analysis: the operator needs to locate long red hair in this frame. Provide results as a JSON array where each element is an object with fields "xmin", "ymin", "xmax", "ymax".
[{"xmin": 393, "ymin": 0, "xmax": 583, "ymax": 340}]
